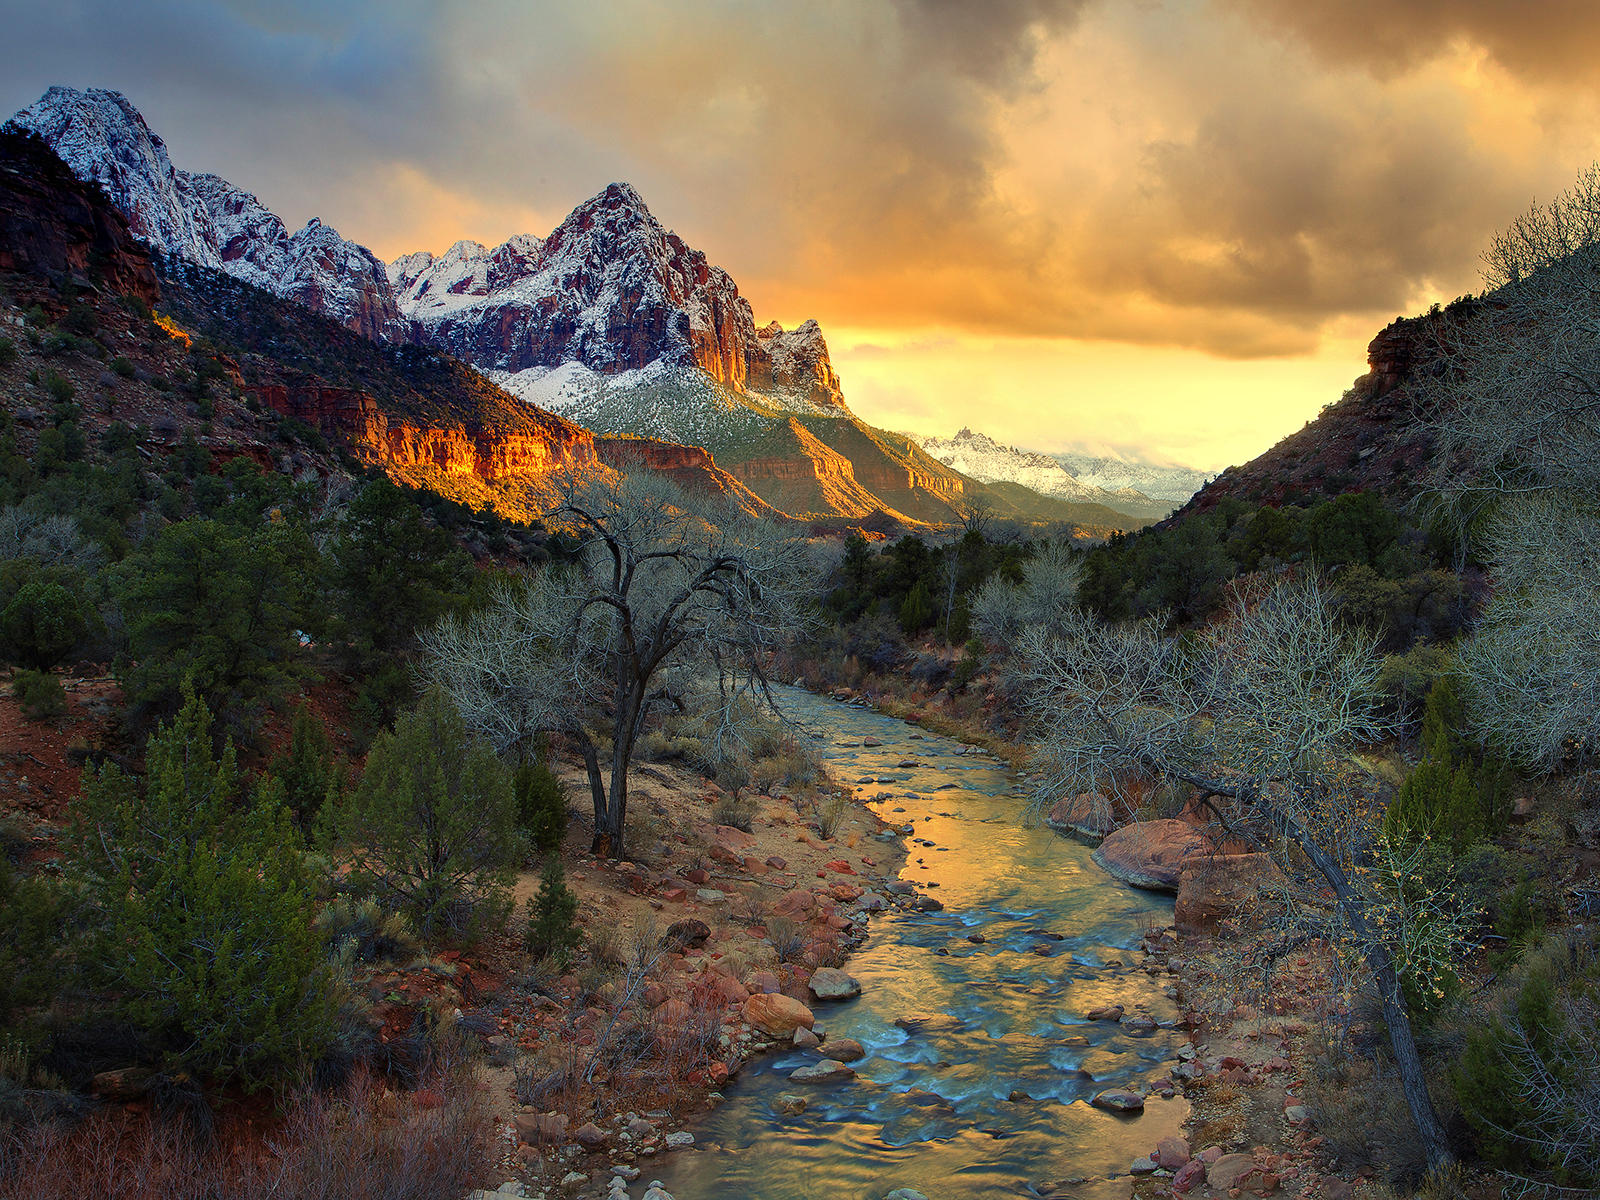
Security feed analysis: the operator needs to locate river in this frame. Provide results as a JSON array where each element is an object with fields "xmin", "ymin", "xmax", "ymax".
[{"xmin": 653, "ymin": 686, "xmax": 1188, "ymax": 1200}]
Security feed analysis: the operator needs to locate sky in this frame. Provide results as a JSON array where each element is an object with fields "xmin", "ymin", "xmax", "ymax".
[{"xmin": 7, "ymin": 1, "xmax": 1600, "ymax": 472}]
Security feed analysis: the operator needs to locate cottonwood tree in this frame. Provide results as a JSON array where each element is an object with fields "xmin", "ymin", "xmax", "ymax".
[
  {"xmin": 1007, "ymin": 576, "xmax": 1460, "ymax": 1170},
  {"xmin": 1429, "ymin": 164, "xmax": 1600, "ymax": 766},
  {"xmin": 970, "ymin": 539, "xmax": 1084, "ymax": 645},
  {"xmin": 422, "ymin": 472, "xmax": 810, "ymax": 859}
]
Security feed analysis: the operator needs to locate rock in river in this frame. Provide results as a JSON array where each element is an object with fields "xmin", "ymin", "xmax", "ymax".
[
  {"xmin": 743, "ymin": 993, "xmax": 815, "ymax": 1037},
  {"xmin": 1090, "ymin": 1088, "xmax": 1145, "ymax": 1113},
  {"xmin": 1091, "ymin": 820, "xmax": 1209, "ymax": 892},
  {"xmin": 809, "ymin": 967, "xmax": 862, "ymax": 1001},
  {"xmin": 790, "ymin": 1059, "xmax": 856, "ymax": 1084}
]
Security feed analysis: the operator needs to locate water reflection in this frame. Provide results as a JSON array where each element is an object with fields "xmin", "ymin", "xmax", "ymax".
[{"xmin": 655, "ymin": 688, "xmax": 1185, "ymax": 1200}]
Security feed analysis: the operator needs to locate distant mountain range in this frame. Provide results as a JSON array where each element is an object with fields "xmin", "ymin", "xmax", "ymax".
[{"xmin": 7, "ymin": 86, "xmax": 1175, "ymax": 530}]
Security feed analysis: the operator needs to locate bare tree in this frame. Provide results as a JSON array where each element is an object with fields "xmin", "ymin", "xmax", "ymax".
[
  {"xmin": 1006, "ymin": 576, "xmax": 1459, "ymax": 1170},
  {"xmin": 969, "ymin": 539, "xmax": 1084, "ymax": 646},
  {"xmin": 1429, "ymin": 165, "xmax": 1600, "ymax": 768},
  {"xmin": 422, "ymin": 471, "xmax": 811, "ymax": 858}
]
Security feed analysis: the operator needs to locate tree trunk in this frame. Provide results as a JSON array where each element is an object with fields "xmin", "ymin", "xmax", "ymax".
[
  {"xmin": 1366, "ymin": 941, "xmax": 1456, "ymax": 1171},
  {"xmin": 576, "ymin": 738, "xmax": 609, "ymax": 856}
]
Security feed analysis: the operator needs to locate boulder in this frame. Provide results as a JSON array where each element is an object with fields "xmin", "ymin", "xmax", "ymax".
[
  {"xmin": 513, "ymin": 1112, "xmax": 568, "ymax": 1145},
  {"xmin": 574, "ymin": 1122, "xmax": 609, "ymax": 1150},
  {"xmin": 809, "ymin": 967, "xmax": 862, "ymax": 1001},
  {"xmin": 793, "ymin": 1026, "xmax": 821, "ymax": 1049},
  {"xmin": 775, "ymin": 1093, "xmax": 808, "ymax": 1115},
  {"xmin": 1156, "ymin": 1136, "xmax": 1191, "ymax": 1169},
  {"xmin": 828, "ymin": 1037, "xmax": 866, "ymax": 1062},
  {"xmin": 1175, "ymin": 852, "xmax": 1283, "ymax": 932},
  {"xmin": 743, "ymin": 992, "xmax": 815, "ymax": 1037},
  {"xmin": 1045, "ymin": 791, "xmax": 1123, "ymax": 845},
  {"xmin": 1207, "ymin": 1154, "xmax": 1273, "ymax": 1194},
  {"xmin": 659, "ymin": 918, "xmax": 711, "ymax": 950},
  {"xmin": 1091, "ymin": 820, "xmax": 1209, "ymax": 892},
  {"xmin": 1086, "ymin": 1004, "xmax": 1124, "ymax": 1022},
  {"xmin": 1089, "ymin": 1089, "xmax": 1145, "ymax": 1113},
  {"xmin": 790, "ymin": 1058, "xmax": 855, "ymax": 1083},
  {"xmin": 1172, "ymin": 1160, "xmax": 1206, "ymax": 1193},
  {"xmin": 90, "ymin": 1067, "xmax": 155, "ymax": 1100},
  {"xmin": 885, "ymin": 1191, "xmax": 928, "ymax": 1200}
]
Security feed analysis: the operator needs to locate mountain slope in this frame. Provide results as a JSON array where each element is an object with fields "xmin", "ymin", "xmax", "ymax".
[
  {"xmin": 908, "ymin": 427, "xmax": 1172, "ymax": 520},
  {"xmin": 7, "ymin": 87, "xmax": 404, "ymax": 342},
  {"xmin": 1049, "ymin": 452, "xmax": 1209, "ymax": 508}
]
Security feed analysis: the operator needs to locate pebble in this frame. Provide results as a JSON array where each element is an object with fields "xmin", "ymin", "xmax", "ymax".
[{"xmin": 665, "ymin": 1131, "xmax": 695, "ymax": 1148}]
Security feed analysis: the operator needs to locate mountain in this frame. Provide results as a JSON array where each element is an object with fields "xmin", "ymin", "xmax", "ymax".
[
  {"xmin": 1047, "ymin": 452, "xmax": 1209, "ymax": 507},
  {"xmin": 907, "ymin": 427, "xmax": 1172, "ymax": 520},
  {"xmin": 7, "ymin": 87, "xmax": 404, "ymax": 342},
  {"xmin": 390, "ymin": 184, "xmax": 846, "ymax": 413},
  {"xmin": 389, "ymin": 185, "xmax": 999, "ymax": 523},
  {"xmin": 1167, "ymin": 311, "xmax": 1447, "ymax": 523}
]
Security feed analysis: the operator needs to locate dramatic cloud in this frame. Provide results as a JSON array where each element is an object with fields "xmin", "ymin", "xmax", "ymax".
[{"xmin": 6, "ymin": 0, "xmax": 1600, "ymax": 466}]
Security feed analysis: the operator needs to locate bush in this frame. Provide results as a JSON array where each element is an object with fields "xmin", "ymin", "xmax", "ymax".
[
  {"xmin": 326, "ymin": 689, "xmax": 517, "ymax": 943},
  {"xmin": 41, "ymin": 371, "xmax": 73, "ymax": 405},
  {"xmin": 267, "ymin": 702, "xmax": 340, "ymax": 827},
  {"xmin": 525, "ymin": 857, "xmax": 581, "ymax": 965},
  {"xmin": 67, "ymin": 685, "xmax": 333, "ymax": 1088},
  {"xmin": 1452, "ymin": 929, "xmax": 1600, "ymax": 1189},
  {"xmin": 513, "ymin": 757, "xmax": 567, "ymax": 855},
  {"xmin": 0, "ymin": 576, "xmax": 95, "ymax": 670},
  {"xmin": 316, "ymin": 897, "xmax": 422, "ymax": 967},
  {"xmin": 110, "ymin": 355, "xmax": 134, "ymax": 379},
  {"xmin": 1383, "ymin": 676, "xmax": 1513, "ymax": 850},
  {"xmin": 0, "ymin": 337, "xmax": 15, "ymax": 368},
  {"xmin": 0, "ymin": 855, "xmax": 66, "ymax": 1029},
  {"xmin": 713, "ymin": 792, "xmax": 756, "ymax": 832},
  {"xmin": 10, "ymin": 669, "xmax": 65, "ymax": 721}
]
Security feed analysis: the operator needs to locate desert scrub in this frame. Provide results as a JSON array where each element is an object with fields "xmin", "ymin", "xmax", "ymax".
[
  {"xmin": 814, "ymin": 791, "xmax": 848, "ymax": 839},
  {"xmin": 713, "ymin": 791, "xmax": 756, "ymax": 832},
  {"xmin": 10, "ymin": 669, "xmax": 65, "ymax": 720}
]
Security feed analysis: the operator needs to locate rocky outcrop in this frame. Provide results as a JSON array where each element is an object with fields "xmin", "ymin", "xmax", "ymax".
[
  {"xmin": 595, "ymin": 436, "xmax": 783, "ymax": 519},
  {"xmin": 1175, "ymin": 852, "xmax": 1284, "ymax": 933},
  {"xmin": 8, "ymin": 87, "xmax": 404, "ymax": 341},
  {"xmin": 391, "ymin": 183, "xmax": 847, "ymax": 412},
  {"xmin": 1045, "ymin": 791, "xmax": 1128, "ymax": 845},
  {"xmin": 252, "ymin": 381, "xmax": 600, "ymax": 482},
  {"xmin": 0, "ymin": 129, "xmax": 159, "ymax": 305},
  {"xmin": 1091, "ymin": 820, "xmax": 1211, "ymax": 892}
]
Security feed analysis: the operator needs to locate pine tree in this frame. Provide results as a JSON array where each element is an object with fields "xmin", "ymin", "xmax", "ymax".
[
  {"xmin": 69, "ymin": 684, "xmax": 332, "ymax": 1088},
  {"xmin": 526, "ymin": 857, "xmax": 581, "ymax": 965},
  {"xmin": 327, "ymin": 688, "xmax": 516, "ymax": 943},
  {"xmin": 268, "ymin": 700, "xmax": 339, "ymax": 827},
  {"xmin": 514, "ymin": 757, "xmax": 568, "ymax": 855}
]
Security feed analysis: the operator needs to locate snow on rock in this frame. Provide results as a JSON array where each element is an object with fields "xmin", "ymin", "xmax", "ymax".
[
  {"xmin": 7, "ymin": 86, "xmax": 403, "ymax": 342},
  {"xmin": 392, "ymin": 183, "xmax": 848, "ymax": 414},
  {"xmin": 1048, "ymin": 451, "xmax": 1209, "ymax": 506}
]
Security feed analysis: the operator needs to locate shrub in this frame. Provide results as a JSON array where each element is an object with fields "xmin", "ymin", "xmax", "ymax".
[
  {"xmin": 67, "ymin": 685, "xmax": 333, "ymax": 1088},
  {"xmin": 0, "ymin": 337, "xmax": 15, "ymax": 368},
  {"xmin": 1452, "ymin": 929, "xmax": 1600, "ymax": 1189},
  {"xmin": 765, "ymin": 914, "xmax": 804, "ymax": 962},
  {"xmin": 1383, "ymin": 676, "xmax": 1513, "ymax": 850},
  {"xmin": 898, "ymin": 580, "xmax": 934, "ymax": 634},
  {"xmin": 316, "ymin": 897, "xmax": 422, "ymax": 966},
  {"xmin": 10, "ymin": 669, "xmax": 65, "ymax": 721},
  {"xmin": 326, "ymin": 689, "xmax": 517, "ymax": 943},
  {"xmin": 0, "ymin": 576, "xmax": 94, "ymax": 669},
  {"xmin": 815, "ymin": 792, "xmax": 848, "ymax": 839},
  {"xmin": 713, "ymin": 792, "xmax": 756, "ymax": 833},
  {"xmin": 111, "ymin": 355, "xmax": 135, "ymax": 379},
  {"xmin": 267, "ymin": 702, "xmax": 339, "ymax": 827},
  {"xmin": 526, "ymin": 857, "xmax": 581, "ymax": 965},
  {"xmin": 513, "ymin": 757, "xmax": 567, "ymax": 855},
  {"xmin": 40, "ymin": 371, "xmax": 73, "ymax": 405},
  {"xmin": 0, "ymin": 855, "xmax": 66, "ymax": 1028}
]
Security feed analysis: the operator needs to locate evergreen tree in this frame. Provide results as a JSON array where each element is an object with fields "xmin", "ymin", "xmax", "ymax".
[
  {"xmin": 525, "ymin": 857, "xmax": 581, "ymax": 965},
  {"xmin": 69, "ymin": 684, "xmax": 332, "ymax": 1087},
  {"xmin": 0, "ymin": 574, "xmax": 95, "ymax": 669},
  {"xmin": 327, "ymin": 688, "xmax": 516, "ymax": 942},
  {"xmin": 114, "ymin": 517, "xmax": 312, "ymax": 726},
  {"xmin": 267, "ymin": 701, "xmax": 340, "ymax": 827},
  {"xmin": 898, "ymin": 579, "xmax": 934, "ymax": 634},
  {"xmin": 514, "ymin": 756, "xmax": 568, "ymax": 856},
  {"xmin": 0, "ymin": 855, "xmax": 68, "ymax": 1031}
]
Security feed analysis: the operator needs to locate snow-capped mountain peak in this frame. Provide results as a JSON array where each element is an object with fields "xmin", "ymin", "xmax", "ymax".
[{"xmin": 7, "ymin": 86, "xmax": 403, "ymax": 341}]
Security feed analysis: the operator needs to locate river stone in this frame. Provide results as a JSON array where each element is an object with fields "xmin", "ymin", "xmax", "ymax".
[
  {"xmin": 885, "ymin": 1190, "xmax": 928, "ymax": 1200},
  {"xmin": 1086, "ymin": 1004, "xmax": 1124, "ymax": 1022},
  {"xmin": 1175, "ymin": 852, "xmax": 1284, "ymax": 932},
  {"xmin": 1130, "ymin": 1156, "xmax": 1158, "ymax": 1175},
  {"xmin": 574, "ymin": 1121, "xmax": 609, "ymax": 1149},
  {"xmin": 665, "ymin": 1131, "xmax": 694, "ymax": 1148},
  {"xmin": 1090, "ymin": 1088, "xmax": 1145, "ymax": 1113},
  {"xmin": 743, "ymin": 993, "xmax": 814, "ymax": 1037},
  {"xmin": 1045, "ymin": 791, "xmax": 1123, "ymax": 845},
  {"xmin": 695, "ymin": 888, "xmax": 728, "ymax": 904},
  {"xmin": 775, "ymin": 1093, "xmax": 808, "ymax": 1115},
  {"xmin": 1091, "ymin": 820, "xmax": 1209, "ymax": 892},
  {"xmin": 1156, "ymin": 1136, "xmax": 1191, "ymax": 1168},
  {"xmin": 793, "ymin": 1026, "xmax": 821, "ymax": 1048},
  {"xmin": 514, "ymin": 1111, "xmax": 568, "ymax": 1144},
  {"xmin": 1207, "ymin": 1154, "xmax": 1272, "ymax": 1193},
  {"xmin": 809, "ymin": 967, "xmax": 862, "ymax": 1001},
  {"xmin": 790, "ymin": 1059, "xmax": 855, "ymax": 1083},
  {"xmin": 827, "ymin": 1037, "xmax": 865, "ymax": 1062}
]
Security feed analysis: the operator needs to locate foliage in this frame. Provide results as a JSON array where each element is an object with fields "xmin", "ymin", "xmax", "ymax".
[
  {"xmin": 513, "ymin": 756, "xmax": 567, "ymax": 855},
  {"xmin": 326, "ymin": 689, "xmax": 517, "ymax": 943},
  {"xmin": 0, "ymin": 855, "xmax": 67, "ymax": 1031},
  {"xmin": 68, "ymin": 685, "xmax": 333, "ymax": 1087},
  {"xmin": 1384, "ymin": 677, "xmax": 1512, "ymax": 850},
  {"xmin": 10, "ymin": 668, "xmax": 66, "ymax": 721},
  {"xmin": 0, "ymin": 574, "xmax": 96, "ymax": 669},
  {"xmin": 327, "ymin": 477, "xmax": 471, "ymax": 672},
  {"xmin": 525, "ymin": 857, "xmax": 581, "ymax": 965},
  {"xmin": 1452, "ymin": 929, "xmax": 1600, "ymax": 1189},
  {"xmin": 113, "ymin": 516, "xmax": 313, "ymax": 727},
  {"xmin": 897, "ymin": 579, "xmax": 934, "ymax": 634},
  {"xmin": 266, "ymin": 701, "xmax": 340, "ymax": 827},
  {"xmin": 315, "ymin": 897, "xmax": 422, "ymax": 967}
]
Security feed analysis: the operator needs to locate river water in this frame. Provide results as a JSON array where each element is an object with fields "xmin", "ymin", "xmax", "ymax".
[{"xmin": 654, "ymin": 687, "xmax": 1187, "ymax": 1200}]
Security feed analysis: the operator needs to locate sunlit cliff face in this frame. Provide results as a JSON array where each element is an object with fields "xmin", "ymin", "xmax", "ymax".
[{"xmin": 9, "ymin": 1, "xmax": 1600, "ymax": 469}]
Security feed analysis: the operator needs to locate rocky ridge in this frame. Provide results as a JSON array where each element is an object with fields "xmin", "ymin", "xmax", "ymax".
[
  {"xmin": 7, "ymin": 86, "xmax": 404, "ymax": 341},
  {"xmin": 390, "ymin": 184, "xmax": 846, "ymax": 413}
]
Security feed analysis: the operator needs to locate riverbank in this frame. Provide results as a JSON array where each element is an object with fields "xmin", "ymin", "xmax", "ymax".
[{"xmin": 468, "ymin": 739, "xmax": 924, "ymax": 1197}]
